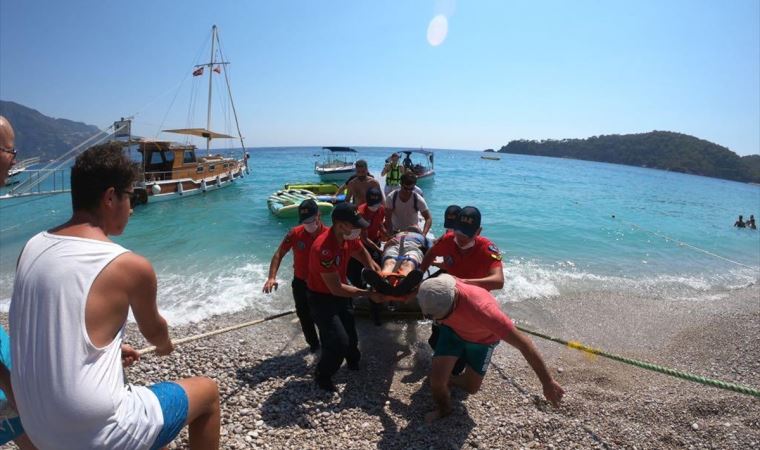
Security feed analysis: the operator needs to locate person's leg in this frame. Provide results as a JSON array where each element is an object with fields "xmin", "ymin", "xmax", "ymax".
[
  {"xmin": 338, "ymin": 300, "xmax": 361, "ymax": 369},
  {"xmin": 426, "ymin": 356, "xmax": 458, "ymax": 423},
  {"xmin": 152, "ymin": 377, "xmax": 220, "ymax": 450},
  {"xmin": 346, "ymin": 257, "xmax": 365, "ymax": 288},
  {"xmin": 449, "ymin": 367, "xmax": 484, "ymax": 394},
  {"xmin": 14, "ymin": 433, "xmax": 37, "ymax": 450},
  {"xmin": 291, "ymin": 278, "xmax": 319, "ymax": 351},
  {"xmin": 451, "ymin": 341, "xmax": 496, "ymax": 393},
  {"xmin": 308, "ymin": 294, "xmax": 347, "ymax": 390}
]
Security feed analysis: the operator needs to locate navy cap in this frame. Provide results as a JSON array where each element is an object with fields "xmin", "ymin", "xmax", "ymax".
[
  {"xmin": 298, "ymin": 199, "xmax": 319, "ymax": 223},
  {"xmin": 454, "ymin": 206, "xmax": 481, "ymax": 238},
  {"xmin": 366, "ymin": 187, "xmax": 383, "ymax": 206},
  {"xmin": 443, "ymin": 205, "xmax": 462, "ymax": 229},
  {"xmin": 332, "ymin": 202, "xmax": 369, "ymax": 228}
]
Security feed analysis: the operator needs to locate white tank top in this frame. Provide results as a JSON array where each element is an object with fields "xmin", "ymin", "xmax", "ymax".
[{"xmin": 9, "ymin": 232, "xmax": 163, "ymax": 449}]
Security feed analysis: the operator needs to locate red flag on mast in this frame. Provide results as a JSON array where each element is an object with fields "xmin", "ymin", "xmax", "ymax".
[
  {"xmin": 192, "ymin": 67, "xmax": 204, "ymax": 76},
  {"xmin": 213, "ymin": 66, "xmax": 221, "ymax": 74}
]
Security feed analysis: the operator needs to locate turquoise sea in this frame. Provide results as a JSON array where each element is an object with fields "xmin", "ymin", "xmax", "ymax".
[{"xmin": 1, "ymin": 148, "xmax": 758, "ymax": 324}]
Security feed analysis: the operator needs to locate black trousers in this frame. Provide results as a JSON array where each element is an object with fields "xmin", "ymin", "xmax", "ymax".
[
  {"xmin": 307, "ymin": 290, "xmax": 361, "ymax": 380},
  {"xmin": 292, "ymin": 277, "xmax": 320, "ymax": 348}
]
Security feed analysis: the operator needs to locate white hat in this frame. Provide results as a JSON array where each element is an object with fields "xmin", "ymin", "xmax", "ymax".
[{"xmin": 418, "ymin": 274, "xmax": 457, "ymax": 320}]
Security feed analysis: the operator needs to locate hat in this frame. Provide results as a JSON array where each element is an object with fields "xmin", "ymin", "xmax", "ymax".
[
  {"xmin": 366, "ymin": 187, "xmax": 383, "ymax": 206},
  {"xmin": 454, "ymin": 206, "xmax": 481, "ymax": 238},
  {"xmin": 417, "ymin": 274, "xmax": 457, "ymax": 320},
  {"xmin": 332, "ymin": 202, "xmax": 369, "ymax": 228},
  {"xmin": 298, "ymin": 199, "xmax": 319, "ymax": 223},
  {"xmin": 443, "ymin": 205, "xmax": 462, "ymax": 229},
  {"xmin": 391, "ymin": 152, "xmax": 399, "ymax": 158}
]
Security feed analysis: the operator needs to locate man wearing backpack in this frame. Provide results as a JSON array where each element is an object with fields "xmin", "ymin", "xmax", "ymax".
[{"xmin": 384, "ymin": 173, "xmax": 432, "ymax": 236}]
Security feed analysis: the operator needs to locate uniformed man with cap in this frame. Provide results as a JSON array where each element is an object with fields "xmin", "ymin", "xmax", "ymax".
[
  {"xmin": 307, "ymin": 203, "xmax": 382, "ymax": 391},
  {"xmin": 263, "ymin": 199, "xmax": 326, "ymax": 352}
]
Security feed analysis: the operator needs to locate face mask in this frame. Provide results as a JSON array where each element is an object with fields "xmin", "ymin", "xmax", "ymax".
[
  {"xmin": 455, "ymin": 236, "xmax": 476, "ymax": 250},
  {"xmin": 368, "ymin": 204, "xmax": 380, "ymax": 212},
  {"xmin": 344, "ymin": 228, "xmax": 361, "ymax": 240},
  {"xmin": 304, "ymin": 222, "xmax": 319, "ymax": 233}
]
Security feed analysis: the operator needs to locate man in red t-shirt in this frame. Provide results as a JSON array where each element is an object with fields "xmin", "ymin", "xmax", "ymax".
[
  {"xmin": 415, "ymin": 274, "xmax": 564, "ymax": 423},
  {"xmin": 307, "ymin": 203, "xmax": 382, "ymax": 391},
  {"xmin": 263, "ymin": 199, "xmax": 326, "ymax": 352}
]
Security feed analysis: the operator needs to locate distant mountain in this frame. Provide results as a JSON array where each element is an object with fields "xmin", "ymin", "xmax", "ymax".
[
  {"xmin": 0, "ymin": 100, "xmax": 102, "ymax": 161},
  {"xmin": 499, "ymin": 131, "xmax": 760, "ymax": 183}
]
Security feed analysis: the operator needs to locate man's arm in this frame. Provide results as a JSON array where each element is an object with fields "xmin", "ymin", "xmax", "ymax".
[
  {"xmin": 502, "ymin": 329, "xmax": 564, "ymax": 407},
  {"xmin": 381, "ymin": 163, "xmax": 391, "ymax": 176},
  {"xmin": 264, "ymin": 236, "xmax": 290, "ymax": 293},
  {"xmin": 418, "ymin": 240, "xmax": 441, "ymax": 273},
  {"xmin": 460, "ymin": 264, "xmax": 504, "ymax": 290},
  {"xmin": 384, "ymin": 205, "xmax": 394, "ymax": 234},
  {"xmin": 420, "ymin": 209, "xmax": 432, "ymax": 236},
  {"xmin": 320, "ymin": 271, "xmax": 371, "ymax": 298},
  {"xmin": 127, "ymin": 254, "xmax": 173, "ymax": 356}
]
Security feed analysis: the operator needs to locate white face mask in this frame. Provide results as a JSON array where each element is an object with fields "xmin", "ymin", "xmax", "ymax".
[
  {"xmin": 368, "ymin": 204, "xmax": 380, "ymax": 212},
  {"xmin": 303, "ymin": 221, "xmax": 319, "ymax": 233},
  {"xmin": 344, "ymin": 228, "xmax": 362, "ymax": 240},
  {"xmin": 455, "ymin": 236, "xmax": 476, "ymax": 250}
]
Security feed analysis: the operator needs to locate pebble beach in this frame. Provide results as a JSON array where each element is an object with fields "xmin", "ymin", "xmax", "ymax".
[{"xmin": 7, "ymin": 284, "xmax": 756, "ymax": 449}]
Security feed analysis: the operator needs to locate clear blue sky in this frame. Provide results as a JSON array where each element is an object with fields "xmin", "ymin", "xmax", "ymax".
[{"xmin": 1, "ymin": 0, "xmax": 758, "ymax": 155}]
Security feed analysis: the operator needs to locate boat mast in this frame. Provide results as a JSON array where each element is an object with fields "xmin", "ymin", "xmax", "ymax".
[{"xmin": 205, "ymin": 25, "xmax": 217, "ymax": 156}]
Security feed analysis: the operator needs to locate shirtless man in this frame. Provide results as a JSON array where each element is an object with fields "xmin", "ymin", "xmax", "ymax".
[
  {"xmin": 10, "ymin": 143, "xmax": 220, "ymax": 449},
  {"xmin": 340, "ymin": 160, "xmax": 382, "ymax": 205}
]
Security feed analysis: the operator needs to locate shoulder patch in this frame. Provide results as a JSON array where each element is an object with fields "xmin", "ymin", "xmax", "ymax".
[{"xmin": 488, "ymin": 244, "xmax": 500, "ymax": 254}]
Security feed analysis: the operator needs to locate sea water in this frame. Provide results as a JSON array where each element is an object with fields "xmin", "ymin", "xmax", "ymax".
[{"xmin": 1, "ymin": 148, "xmax": 758, "ymax": 324}]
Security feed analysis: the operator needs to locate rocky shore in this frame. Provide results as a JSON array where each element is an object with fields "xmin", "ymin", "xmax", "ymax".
[{"xmin": 3, "ymin": 285, "xmax": 759, "ymax": 449}]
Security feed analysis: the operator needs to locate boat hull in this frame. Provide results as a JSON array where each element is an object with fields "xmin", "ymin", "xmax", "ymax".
[
  {"xmin": 315, "ymin": 167, "xmax": 355, "ymax": 182},
  {"xmin": 135, "ymin": 164, "xmax": 247, "ymax": 205}
]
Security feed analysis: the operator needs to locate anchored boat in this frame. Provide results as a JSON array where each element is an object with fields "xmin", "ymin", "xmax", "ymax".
[
  {"xmin": 121, "ymin": 25, "xmax": 248, "ymax": 205},
  {"xmin": 314, "ymin": 147, "xmax": 357, "ymax": 182},
  {"xmin": 400, "ymin": 149, "xmax": 435, "ymax": 181}
]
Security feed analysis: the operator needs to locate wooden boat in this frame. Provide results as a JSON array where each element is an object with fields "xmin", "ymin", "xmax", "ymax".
[
  {"xmin": 481, "ymin": 155, "xmax": 501, "ymax": 160},
  {"xmin": 314, "ymin": 147, "xmax": 357, "ymax": 182},
  {"xmin": 267, "ymin": 189, "xmax": 333, "ymax": 218},
  {"xmin": 119, "ymin": 25, "xmax": 248, "ymax": 205},
  {"xmin": 400, "ymin": 149, "xmax": 435, "ymax": 181}
]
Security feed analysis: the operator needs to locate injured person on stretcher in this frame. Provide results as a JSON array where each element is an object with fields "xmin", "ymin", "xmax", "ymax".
[{"xmin": 362, "ymin": 226, "xmax": 432, "ymax": 296}]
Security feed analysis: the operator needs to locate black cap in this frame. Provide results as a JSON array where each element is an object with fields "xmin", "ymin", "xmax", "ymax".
[
  {"xmin": 366, "ymin": 187, "xmax": 383, "ymax": 206},
  {"xmin": 332, "ymin": 202, "xmax": 369, "ymax": 228},
  {"xmin": 298, "ymin": 199, "xmax": 319, "ymax": 223},
  {"xmin": 454, "ymin": 206, "xmax": 481, "ymax": 237},
  {"xmin": 443, "ymin": 205, "xmax": 462, "ymax": 229}
]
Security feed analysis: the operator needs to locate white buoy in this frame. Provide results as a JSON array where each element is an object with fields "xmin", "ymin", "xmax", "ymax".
[
  {"xmin": 177, "ymin": 182, "xmax": 183, "ymax": 195},
  {"xmin": 151, "ymin": 184, "xmax": 161, "ymax": 195},
  {"xmin": 201, "ymin": 179, "xmax": 207, "ymax": 192},
  {"xmin": 216, "ymin": 175, "xmax": 221, "ymax": 188}
]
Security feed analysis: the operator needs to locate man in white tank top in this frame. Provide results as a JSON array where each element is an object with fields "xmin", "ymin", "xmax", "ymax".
[{"xmin": 9, "ymin": 143, "xmax": 221, "ymax": 449}]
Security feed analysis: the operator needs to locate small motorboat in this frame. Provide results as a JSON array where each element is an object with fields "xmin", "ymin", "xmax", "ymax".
[
  {"xmin": 267, "ymin": 189, "xmax": 333, "ymax": 218},
  {"xmin": 399, "ymin": 149, "xmax": 434, "ymax": 182},
  {"xmin": 481, "ymin": 155, "xmax": 501, "ymax": 160},
  {"xmin": 314, "ymin": 146, "xmax": 357, "ymax": 182}
]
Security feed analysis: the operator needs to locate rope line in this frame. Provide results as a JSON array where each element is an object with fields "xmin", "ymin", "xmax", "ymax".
[
  {"xmin": 138, "ymin": 310, "xmax": 295, "ymax": 356},
  {"xmin": 611, "ymin": 216, "xmax": 755, "ymax": 270},
  {"xmin": 515, "ymin": 324, "xmax": 760, "ymax": 398}
]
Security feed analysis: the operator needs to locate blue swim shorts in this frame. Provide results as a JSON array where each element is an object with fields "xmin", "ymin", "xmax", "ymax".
[
  {"xmin": 148, "ymin": 382, "xmax": 189, "ymax": 450},
  {"xmin": 0, "ymin": 326, "xmax": 24, "ymax": 445},
  {"xmin": 433, "ymin": 325, "xmax": 498, "ymax": 376},
  {"xmin": 0, "ymin": 416, "xmax": 24, "ymax": 445}
]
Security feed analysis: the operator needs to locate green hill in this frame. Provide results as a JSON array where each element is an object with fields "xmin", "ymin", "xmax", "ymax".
[
  {"xmin": 0, "ymin": 100, "xmax": 102, "ymax": 161},
  {"xmin": 499, "ymin": 131, "xmax": 760, "ymax": 183}
]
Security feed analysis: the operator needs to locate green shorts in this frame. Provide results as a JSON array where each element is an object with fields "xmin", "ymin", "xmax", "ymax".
[{"xmin": 433, "ymin": 325, "xmax": 498, "ymax": 376}]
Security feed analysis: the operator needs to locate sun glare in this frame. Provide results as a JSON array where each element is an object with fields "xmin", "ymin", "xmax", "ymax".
[{"xmin": 427, "ymin": 15, "xmax": 448, "ymax": 47}]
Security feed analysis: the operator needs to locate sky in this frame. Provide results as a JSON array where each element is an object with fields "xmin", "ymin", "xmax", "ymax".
[{"xmin": 1, "ymin": 0, "xmax": 758, "ymax": 155}]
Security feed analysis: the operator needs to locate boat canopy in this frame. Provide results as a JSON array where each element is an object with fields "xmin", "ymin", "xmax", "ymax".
[
  {"xmin": 322, "ymin": 146, "xmax": 357, "ymax": 153},
  {"xmin": 163, "ymin": 128, "xmax": 235, "ymax": 139},
  {"xmin": 401, "ymin": 149, "xmax": 433, "ymax": 156}
]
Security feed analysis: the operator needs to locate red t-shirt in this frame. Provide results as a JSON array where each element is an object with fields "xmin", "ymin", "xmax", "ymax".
[
  {"xmin": 427, "ymin": 233, "xmax": 503, "ymax": 279},
  {"xmin": 277, "ymin": 223, "xmax": 326, "ymax": 281},
  {"xmin": 439, "ymin": 280, "xmax": 515, "ymax": 344},
  {"xmin": 358, "ymin": 203, "xmax": 385, "ymax": 243},
  {"xmin": 307, "ymin": 228, "xmax": 363, "ymax": 295}
]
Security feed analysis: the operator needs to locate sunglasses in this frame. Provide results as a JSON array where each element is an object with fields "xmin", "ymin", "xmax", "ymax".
[
  {"xmin": 401, "ymin": 184, "xmax": 415, "ymax": 191},
  {"xmin": 120, "ymin": 190, "xmax": 139, "ymax": 208},
  {"xmin": 0, "ymin": 146, "xmax": 17, "ymax": 157}
]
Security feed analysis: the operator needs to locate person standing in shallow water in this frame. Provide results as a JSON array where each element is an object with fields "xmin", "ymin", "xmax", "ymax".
[
  {"xmin": 263, "ymin": 199, "xmax": 325, "ymax": 352},
  {"xmin": 734, "ymin": 215, "xmax": 746, "ymax": 228},
  {"xmin": 748, "ymin": 215, "xmax": 757, "ymax": 230},
  {"xmin": 9, "ymin": 143, "xmax": 221, "ymax": 450}
]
